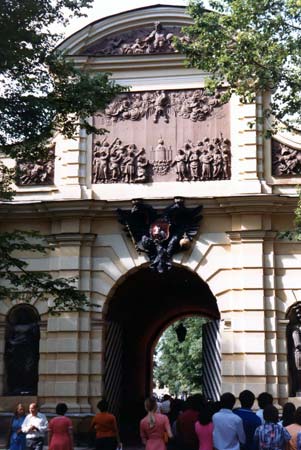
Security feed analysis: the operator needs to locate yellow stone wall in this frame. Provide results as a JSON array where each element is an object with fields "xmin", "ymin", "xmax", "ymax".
[{"xmin": 1, "ymin": 5, "xmax": 301, "ymax": 413}]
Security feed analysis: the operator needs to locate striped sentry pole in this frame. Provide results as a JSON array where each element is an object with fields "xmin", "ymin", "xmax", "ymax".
[
  {"xmin": 202, "ymin": 319, "xmax": 222, "ymax": 401},
  {"xmin": 104, "ymin": 321, "xmax": 123, "ymax": 418}
]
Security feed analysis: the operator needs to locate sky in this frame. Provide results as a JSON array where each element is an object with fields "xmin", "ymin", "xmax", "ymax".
[{"xmin": 63, "ymin": 0, "xmax": 190, "ymax": 39}]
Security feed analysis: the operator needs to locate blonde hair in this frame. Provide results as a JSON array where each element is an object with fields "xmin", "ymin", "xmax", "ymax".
[{"xmin": 144, "ymin": 397, "xmax": 157, "ymax": 428}]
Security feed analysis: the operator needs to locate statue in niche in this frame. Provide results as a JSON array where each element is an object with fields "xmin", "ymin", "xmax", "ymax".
[
  {"xmin": 5, "ymin": 319, "xmax": 40, "ymax": 395},
  {"xmin": 287, "ymin": 303, "xmax": 301, "ymax": 396}
]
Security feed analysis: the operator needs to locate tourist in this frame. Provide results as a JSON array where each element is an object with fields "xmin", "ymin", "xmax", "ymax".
[
  {"xmin": 160, "ymin": 394, "xmax": 172, "ymax": 415},
  {"xmin": 7, "ymin": 403, "xmax": 26, "ymax": 450},
  {"xmin": 256, "ymin": 392, "xmax": 273, "ymax": 424},
  {"xmin": 48, "ymin": 403, "xmax": 73, "ymax": 450},
  {"xmin": 140, "ymin": 396, "xmax": 172, "ymax": 450},
  {"xmin": 286, "ymin": 406, "xmax": 301, "ymax": 450},
  {"xmin": 177, "ymin": 394, "xmax": 205, "ymax": 450},
  {"xmin": 21, "ymin": 403, "xmax": 48, "ymax": 450},
  {"xmin": 281, "ymin": 402, "xmax": 296, "ymax": 427},
  {"xmin": 90, "ymin": 399, "xmax": 121, "ymax": 450},
  {"xmin": 212, "ymin": 392, "xmax": 245, "ymax": 450},
  {"xmin": 254, "ymin": 405, "xmax": 291, "ymax": 450},
  {"xmin": 233, "ymin": 390, "xmax": 261, "ymax": 450},
  {"xmin": 194, "ymin": 403, "xmax": 214, "ymax": 450}
]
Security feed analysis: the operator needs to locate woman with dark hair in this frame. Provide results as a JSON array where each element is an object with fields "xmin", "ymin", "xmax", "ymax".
[
  {"xmin": 281, "ymin": 402, "xmax": 296, "ymax": 427},
  {"xmin": 90, "ymin": 399, "xmax": 121, "ymax": 450},
  {"xmin": 286, "ymin": 406, "xmax": 301, "ymax": 450},
  {"xmin": 7, "ymin": 403, "xmax": 26, "ymax": 450},
  {"xmin": 194, "ymin": 403, "xmax": 214, "ymax": 450},
  {"xmin": 48, "ymin": 403, "xmax": 73, "ymax": 450},
  {"xmin": 254, "ymin": 405, "xmax": 291, "ymax": 450},
  {"xmin": 140, "ymin": 397, "xmax": 172, "ymax": 450}
]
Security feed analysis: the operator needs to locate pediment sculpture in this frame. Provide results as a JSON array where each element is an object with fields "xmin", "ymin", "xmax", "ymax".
[{"xmin": 83, "ymin": 22, "xmax": 189, "ymax": 56}]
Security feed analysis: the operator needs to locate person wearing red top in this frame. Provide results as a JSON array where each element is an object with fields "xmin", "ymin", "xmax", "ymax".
[
  {"xmin": 90, "ymin": 400, "xmax": 121, "ymax": 450},
  {"xmin": 177, "ymin": 395, "xmax": 205, "ymax": 450}
]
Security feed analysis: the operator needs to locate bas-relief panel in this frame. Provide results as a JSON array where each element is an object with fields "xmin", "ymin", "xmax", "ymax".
[
  {"xmin": 16, "ymin": 146, "xmax": 55, "ymax": 186},
  {"xmin": 272, "ymin": 139, "xmax": 301, "ymax": 177},
  {"xmin": 92, "ymin": 89, "xmax": 231, "ymax": 184}
]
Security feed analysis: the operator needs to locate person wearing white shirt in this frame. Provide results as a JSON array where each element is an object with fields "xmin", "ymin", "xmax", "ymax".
[
  {"xmin": 21, "ymin": 403, "xmax": 48, "ymax": 450},
  {"xmin": 213, "ymin": 392, "xmax": 246, "ymax": 450}
]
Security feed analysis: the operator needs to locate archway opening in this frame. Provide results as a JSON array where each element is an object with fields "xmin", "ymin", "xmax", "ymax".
[
  {"xmin": 4, "ymin": 304, "xmax": 40, "ymax": 396},
  {"xmin": 104, "ymin": 265, "xmax": 220, "ymax": 441},
  {"xmin": 153, "ymin": 316, "xmax": 208, "ymax": 400}
]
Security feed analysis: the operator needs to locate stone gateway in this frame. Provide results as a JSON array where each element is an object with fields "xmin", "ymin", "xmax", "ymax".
[{"xmin": 1, "ymin": 3, "xmax": 301, "ymax": 432}]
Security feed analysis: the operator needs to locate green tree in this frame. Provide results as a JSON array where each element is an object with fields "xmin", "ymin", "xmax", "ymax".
[
  {"xmin": 154, "ymin": 317, "xmax": 207, "ymax": 396},
  {"xmin": 0, "ymin": 0, "xmax": 123, "ymax": 310},
  {"xmin": 177, "ymin": 0, "xmax": 301, "ymax": 134}
]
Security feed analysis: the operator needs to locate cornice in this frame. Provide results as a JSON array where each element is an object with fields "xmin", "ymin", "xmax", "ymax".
[{"xmin": 0, "ymin": 195, "xmax": 297, "ymax": 220}]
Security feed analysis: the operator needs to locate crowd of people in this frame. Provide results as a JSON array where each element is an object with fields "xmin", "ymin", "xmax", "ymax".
[
  {"xmin": 138, "ymin": 391, "xmax": 301, "ymax": 450},
  {"xmin": 5, "ymin": 392, "xmax": 301, "ymax": 450}
]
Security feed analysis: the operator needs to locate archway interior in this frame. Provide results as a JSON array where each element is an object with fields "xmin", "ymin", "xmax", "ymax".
[{"xmin": 105, "ymin": 265, "xmax": 219, "ymax": 439}]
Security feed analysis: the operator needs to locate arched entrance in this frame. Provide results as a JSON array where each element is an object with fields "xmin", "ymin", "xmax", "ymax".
[{"xmin": 104, "ymin": 265, "xmax": 220, "ymax": 438}]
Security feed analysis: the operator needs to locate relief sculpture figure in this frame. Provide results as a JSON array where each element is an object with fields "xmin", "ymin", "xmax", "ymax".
[
  {"xmin": 172, "ymin": 149, "xmax": 188, "ymax": 181},
  {"xmin": 153, "ymin": 90, "xmax": 169, "ymax": 123},
  {"xmin": 93, "ymin": 140, "xmax": 110, "ymax": 183},
  {"xmin": 123, "ymin": 144, "xmax": 145, "ymax": 183}
]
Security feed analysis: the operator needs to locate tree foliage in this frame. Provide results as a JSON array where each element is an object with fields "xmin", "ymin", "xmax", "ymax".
[
  {"xmin": 177, "ymin": 0, "xmax": 301, "ymax": 134},
  {"xmin": 0, "ymin": 231, "xmax": 91, "ymax": 313},
  {"xmin": 153, "ymin": 317, "xmax": 207, "ymax": 396},
  {"xmin": 0, "ymin": 0, "xmax": 124, "ymax": 311},
  {"xmin": 0, "ymin": 0, "xmax": 124, "ymax": 161}
]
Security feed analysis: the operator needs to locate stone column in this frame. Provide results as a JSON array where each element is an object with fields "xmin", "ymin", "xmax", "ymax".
[
  {"xmin": 223, "ymin": 228, "xmax": 267, "ymax": 397},
  {"xmin": 39, "ymin": 229, "xmax": 96, "ymax": 412}
]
